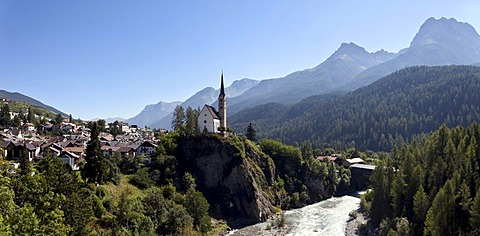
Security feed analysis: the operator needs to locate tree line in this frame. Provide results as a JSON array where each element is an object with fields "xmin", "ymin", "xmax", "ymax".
[{"xmin": 362, "ymin": 123, "xmax": 480, "ymax": 235}]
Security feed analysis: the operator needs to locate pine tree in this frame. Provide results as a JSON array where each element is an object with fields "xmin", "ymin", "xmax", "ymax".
[
  {"xmin": 172, "ymin": 105, "xmax": 185, "ymax": 133},
  {"xmin": 0, "ymin": 102, "xmax": 11, "ymax": 128},
  {"xmin": 470, "ymin": 188, "xmax": 480, "ymax": 232},
  {"xmin": 413, "ymin": 185, "xmax": 429, "ymax": 233},
  {"xmin": 424, "ymin": 179, "xmax": 456, "ymax": 235},
  {"xmin": 19, "ymin": 145, "xmax": 32, "ymax": 175},
  {"xmin": 246, "ymin": 122, "xmax": 257, "ymax": 142},
  {"xmin": 82, "ymin": 122, "xmax": 118, "ymax": 184},
  {"xmin": 27, "ymin": 107, "xmax": 35, "ymax": 124},
  {"xmin": 184, "ymin": 107, "xmax": 198, "ymax": 135}
]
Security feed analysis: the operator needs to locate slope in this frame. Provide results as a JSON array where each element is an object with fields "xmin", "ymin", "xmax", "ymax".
[
  {"xmin": 230, "ymin": 65, "xmax": 480, "ymax": 151},
  {"xmin": 228, "ymin": 43, "xmax": 396, "ymax": 114},
  {"xmin": 0, "ymin": 89, "xmax": 66, "ymax": 116}
]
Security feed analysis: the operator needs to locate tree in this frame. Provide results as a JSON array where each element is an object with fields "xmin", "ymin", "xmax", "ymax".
[
  {"xmin": 424, "ymin": 179, "xmax": 456, "ymax": 235},
  {"xmin": 182, "ymin": 172, "xmax": 196, "ymax": 191},
  {"xmin": 184, "ymin": 107, "xmax": 198, "ymax": 135},
  {"xmin": 0, "ymin": 102, "xmax": 11, "ymax": 128},
  {"xmin": 36, "ymin": 152, "xmax": 80, "ymax": 196},
  {"xmin": 184, "ymin": 189, "xmax": 211, "ymax": 233},
  {"xmin": 246, "ymin": 122, "xmax": 257, "ymax": 142},
  {"xmin": 54, "ymin": 114, "xmax": 63, "ymax": 125},
  {"xmin": 11, "ymin": 115, "xmax": 21, "ymax": 128},
  {"xmin": 172, "ymin": 105, "xmax": 185, "ymax": 133},
  {"xmin": 82, "ymin": 122, "xmax": 119, "ymax": 184},
  {"xmin": 27, "ymin": 107, "xmax": 35, "ymax": 124},
  {"xmin": 413, "ymin": 185, "xmax": 429, "ymax": 233},
  {"xmin": 470, "ymin": 188, "xmax": 480, "ymax": 231},
  {"xmin": 19, "ymin": 145, "xmax": 32, "ymax": 175},
  {"xmin": 142, "ymin": 188, "xmax": 168, "ymax": 232},
  {"xmin": 96, "ymin": 119, "xmax": 106, "ymax": 132}
]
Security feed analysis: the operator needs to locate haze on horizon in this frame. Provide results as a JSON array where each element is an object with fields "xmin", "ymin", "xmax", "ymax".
[{"xmin": 1, "ymin": 0, "xmax": 479, "ymax": 120}]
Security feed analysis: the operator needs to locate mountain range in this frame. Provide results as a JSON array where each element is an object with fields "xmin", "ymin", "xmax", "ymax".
[
  {"xmin": 127, "ymin": 17, "xmax": 480, "ymax": 129},
  {"xmin": 230, "ymin": 65, "xmax": 480, "ymax": 150},
  {"xmin": 126, "ymin": 78, "xmax": 260, "ymax": 128}
]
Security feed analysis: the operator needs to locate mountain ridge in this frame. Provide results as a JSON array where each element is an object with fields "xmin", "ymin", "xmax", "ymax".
[
  {"xmin": 230, "ymin": 65, "xmax": 480, "ymax": 150},
  {"xmin": 341, "ymin": 17, "xmax": 480, "ymax": 91},
  {"xmin": 130, "ymin": 78, "xmax": 260, "ymax": 128},
  {"xmin": 227, "ymin": 42, "xmax": 396, "ymax": 114},
  {"xmin": 0, "ymin": 89, "xmax": 67, "ymax": 116}
]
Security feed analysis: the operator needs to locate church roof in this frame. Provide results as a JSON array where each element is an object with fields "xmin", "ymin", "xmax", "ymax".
[{"xmin": 205, "ymin": 105, "xmax": 220, "ymax": 119}]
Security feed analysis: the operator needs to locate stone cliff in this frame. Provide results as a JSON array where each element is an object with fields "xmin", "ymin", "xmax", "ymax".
[{"xmin": 175, "ymin": 135, "xmax": 276, "ymax": 227}]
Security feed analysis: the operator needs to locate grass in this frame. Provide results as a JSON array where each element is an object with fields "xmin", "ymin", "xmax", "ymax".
[{"xmin": 101, "ymin": 174, "xmax": 145, "ymax": 202}]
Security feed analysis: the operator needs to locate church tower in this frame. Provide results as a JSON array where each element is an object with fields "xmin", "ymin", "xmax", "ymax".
[{"xmin": 218, "ymin": 72, "xmax": 227, "ymax": 132}]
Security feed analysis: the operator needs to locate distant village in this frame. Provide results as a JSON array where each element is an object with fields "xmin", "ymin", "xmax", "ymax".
[{"xmin": 1, "ymin": 98, "xmax": 164, "ymax": 172}]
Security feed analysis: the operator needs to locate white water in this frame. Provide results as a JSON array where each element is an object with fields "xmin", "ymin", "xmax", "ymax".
[
  {"xmin": 285, "ymin": 195, "xmax": 360, "ymax": 235},
  {"xmin": 227, "ymin": 194, "xmax": 361, "ymax": 235}
]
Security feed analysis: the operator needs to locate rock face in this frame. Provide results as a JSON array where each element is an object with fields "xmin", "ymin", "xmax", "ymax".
[{"xmin": 176, "ymin": 135, "xmax": 275, "ymax": 227}]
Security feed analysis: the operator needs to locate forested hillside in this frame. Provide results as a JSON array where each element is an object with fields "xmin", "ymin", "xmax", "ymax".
[
  {"xmin": 230, "ymin": 65, "xmax": 480, "ymax": 151},
  {"xmin": 362, "ymin": 123, "xmax": 480, "ymax": 235},
  {"xmin": 0, "ymin": 90, "xmax": 66, "ymax": 116},
  {"xmin": 0, "ymin": 120, "xmax": 350, "ymax": 235}
]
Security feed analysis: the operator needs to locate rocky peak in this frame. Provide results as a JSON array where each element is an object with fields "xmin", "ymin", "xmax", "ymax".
[
  {"xmin": 331, "ymin": 42, "xmax": 369, "ymax": 59},
  {"xmin": 410, "ymin": 17, "xmax": 480, "ymax": 48}
]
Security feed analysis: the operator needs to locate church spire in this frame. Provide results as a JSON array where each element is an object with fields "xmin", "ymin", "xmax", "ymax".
[
  {"xmin": 218, "ymin": 71, "xmax": 227, "ymax": 135},
  {"xmin": 220, "ymin": 71, "xmax": 225, "ymax": 96}
]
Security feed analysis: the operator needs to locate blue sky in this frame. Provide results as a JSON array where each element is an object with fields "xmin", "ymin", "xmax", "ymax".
[{"xmin": 1, "ymin": 1, "xmax": 479, "ymax": 120}]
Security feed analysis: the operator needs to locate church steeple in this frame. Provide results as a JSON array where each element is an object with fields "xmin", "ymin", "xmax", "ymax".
[
  {"xmin": 220, "ymin": 71, "xmax": 225, "ymax": 96},
  {"xmin": 218, "ymin": 71, "xmax": 227, "ymax": 134}
]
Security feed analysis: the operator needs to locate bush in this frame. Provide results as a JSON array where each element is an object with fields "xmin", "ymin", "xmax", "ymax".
[{"xmin": 129, "ymin": 168, "xmax": 154, "ymax": 189}]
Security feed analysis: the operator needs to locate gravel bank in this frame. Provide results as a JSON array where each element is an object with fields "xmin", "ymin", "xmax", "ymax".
[{"xmin": 345, "ymin": 210, "xmax": 368, "ymax": 236}]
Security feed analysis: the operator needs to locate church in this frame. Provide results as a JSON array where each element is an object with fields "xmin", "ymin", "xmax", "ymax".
[{"xmin": 197, "ymin": 73, "xmax": 227, "ymax": 135}]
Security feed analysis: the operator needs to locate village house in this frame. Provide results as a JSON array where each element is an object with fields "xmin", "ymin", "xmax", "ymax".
[
  {"xmin": 136, "ymin": 140, "xmax": 157, "ymax": 156},
  {"xmin": 60, "ymin": 151, "xmax": 80, "ymax": 170},
  {"xmin": 23, "ymin": 123, "xmax": 36, "ymax": 132}
]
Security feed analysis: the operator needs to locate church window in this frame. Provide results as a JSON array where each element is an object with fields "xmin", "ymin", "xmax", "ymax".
[{"xmin": 204, "ymin": 120, "xmax": 207, "ymax": 123}]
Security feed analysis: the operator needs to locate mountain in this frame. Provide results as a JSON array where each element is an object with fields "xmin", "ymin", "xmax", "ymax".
[
  {"xmin": 228, "ymin": 43, "xmax": 396, "ymax": 114},
  {"xmin": 230, "ymin": 65, "xmax": 480, "ymax": 151},
  {"xmin": 342, "ymin": 17, "xmax": 480, "ymax": 91},
  {"xmin": 0, "ymin": 89, "xmax": 67, "ymax": 116},
  {"xmin": 126, "ymin": 101, "xmax": 181, "ymax": 127},
  {"xmin": 132, "ymin": 78, "xmax": 260, "ymax": 129},
  {"xmin": 104, "ymin": 117, "xmax": 126, "ymax": 123}
]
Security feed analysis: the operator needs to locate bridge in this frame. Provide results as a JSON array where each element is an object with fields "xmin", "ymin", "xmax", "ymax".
[{"xmin": 350, "ymin": 163, "xmax": 376, "ymax": 190}]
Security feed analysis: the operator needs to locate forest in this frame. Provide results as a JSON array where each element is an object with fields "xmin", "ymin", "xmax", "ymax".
[
  {"xmin": 230, "ymin": 65, "xmax": 480, "ymax": 151},
  {"xmin": 362, "ymin": 123, "xmax": 480, "ymax": 235}
]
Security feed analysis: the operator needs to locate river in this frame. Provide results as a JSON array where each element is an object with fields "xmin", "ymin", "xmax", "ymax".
[{"xmin": 228, "ymin": 194, "xmax": 362, "ymax": 236}]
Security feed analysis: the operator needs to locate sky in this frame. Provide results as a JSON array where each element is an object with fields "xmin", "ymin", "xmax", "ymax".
[{"xmin": 1, "ymin": 1, "xmax": 479, "ymax": 120}]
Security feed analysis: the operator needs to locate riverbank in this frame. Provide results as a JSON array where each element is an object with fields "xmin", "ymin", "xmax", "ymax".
[
  {"xmin": 345, "ymin": 209, "xmax": 378, "ymax": 236},
  {"xmin": 225, "ymin": 214, "xmax": 292, "ymax": 236}
]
